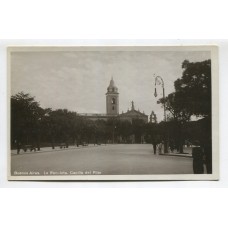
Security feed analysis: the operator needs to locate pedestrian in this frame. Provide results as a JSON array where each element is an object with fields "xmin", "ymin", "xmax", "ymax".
[
  {"xmin": 16, "ymin": 141, "xmax": 21, "ymax": 154},
  {"xmin": 169, "ymin": 140, "xmax": 175, "ymax": 153},
  {"xmin": 152, "ymin": 143, "xmax": 157, "ymax": 155},
  {"xmin": 203, "ymin": 142, "xmax": 212, "ymax": 174},
  {"xmin": 158, "ymin": 143, "xmax": 162, "ymax": 154},
  {"xmin": 192, "ymin": 141, "xmax": 204, "ymax": 174}
]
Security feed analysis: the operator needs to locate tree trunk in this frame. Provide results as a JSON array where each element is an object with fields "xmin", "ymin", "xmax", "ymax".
[{"xmin": 179, "ymin": 143, "xmax": 183, "ymax": 153}]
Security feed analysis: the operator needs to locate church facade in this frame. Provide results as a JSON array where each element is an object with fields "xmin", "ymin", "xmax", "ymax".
[{"xmin": 79, "ymin": 78, "xmax": 149, "ymax": 123}]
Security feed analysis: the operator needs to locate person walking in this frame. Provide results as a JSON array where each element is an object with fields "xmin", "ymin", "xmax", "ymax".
[
  {"xmin": 153, "ymin": 143, "xmax": 157, "ymax": 155},
  {"xmin": 158, "ymin": 142, "xmax": 163, "ymax": 154},
  {"xmin": 192, "ymin": 141, "xmax": 204, "ymax": 174}
]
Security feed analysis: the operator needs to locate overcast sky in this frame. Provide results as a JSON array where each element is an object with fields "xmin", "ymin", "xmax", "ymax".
[{"xmin": 11, "ymin": 49, "xmax": 210, "ymax": 122}]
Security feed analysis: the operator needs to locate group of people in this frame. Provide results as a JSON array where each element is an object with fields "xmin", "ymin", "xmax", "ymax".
[
  {"xmin": 152, "ymin": 140, "xmax": 212, "ymax": 174},
  {"xmin": 152, "ymin": 142, "xmax": 164, "ymax": 155},
  {"xmin": 152, "ymin": 142, "xmax": 178, "ymax": 155}
]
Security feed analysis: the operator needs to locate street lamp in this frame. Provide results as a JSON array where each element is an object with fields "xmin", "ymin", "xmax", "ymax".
[
  {"xmin": 154, "ymin": 75, "xmax": 166, "ymax": 122},
  {"xmin": 154, "ymin": 75, "xmax": 168, "ymax": 153}
]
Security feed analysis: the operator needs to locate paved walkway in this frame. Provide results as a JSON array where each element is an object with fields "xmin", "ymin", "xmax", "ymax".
[{"xmin": 10, "ymin": 144, "xmax": 194, "ymax": 175}]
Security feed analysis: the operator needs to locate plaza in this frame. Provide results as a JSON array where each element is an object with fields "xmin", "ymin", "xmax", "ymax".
[{"xmin": 11, "ymin": 144, "xmax": 193, "ymax": 176}]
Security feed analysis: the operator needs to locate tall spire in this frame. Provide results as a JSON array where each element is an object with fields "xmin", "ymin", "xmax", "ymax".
[
  {"xmin": 110, "ymin": 76, "xmax": 115, "ymax": 87},
  {"xmin": 107, "ymin": 76, "xmax": 118, "ymax": 93}
]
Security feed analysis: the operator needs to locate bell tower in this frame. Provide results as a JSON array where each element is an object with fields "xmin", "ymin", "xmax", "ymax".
[{"xmin": 106, "ymin": 77, "xmax": 119, "ymax": 115}]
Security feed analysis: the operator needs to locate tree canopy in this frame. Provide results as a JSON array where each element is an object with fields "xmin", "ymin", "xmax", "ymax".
[
  {"xmin": 11, "ymin": 92, "xmax": 43, "ymax": 145},
  {"xmin": 158, "ymin": 59, "xmax": 211, "ymax": 120},
  {"xmin": 175, "ymin": 59, "xmax": 211, "ymax": 117}
]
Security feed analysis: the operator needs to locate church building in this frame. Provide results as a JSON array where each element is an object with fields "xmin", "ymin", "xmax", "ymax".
[
  {"xmin": 79, "ymin": 77, "xmax": 149, "ymax": 123},
  {"xmin": 119, "ymin": 101, "xmax": 148, "ymax": 123}
]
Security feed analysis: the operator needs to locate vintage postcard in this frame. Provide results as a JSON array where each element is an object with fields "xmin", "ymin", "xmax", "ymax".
[{"xmin": 7, "ymin": 45, "xmax": 219, "ymax": 180}]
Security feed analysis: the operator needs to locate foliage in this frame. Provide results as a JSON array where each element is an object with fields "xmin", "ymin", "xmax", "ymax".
[
  {"xmin": 158, "ymin": 92, "xmax": 191, "ymax": 122},
  {"xmin": 11, "ymin": 92, "xmax": 150, "ymax": 147},
  {"xmin": 145, "ymin": 122, "xmax": 161, "ymax": 145},
  {"xmin": 158, "ymin": 59, "xmax": 211, "ymax": 120},
  {"xmin": 11, "ymin": 92, "xmax": 44, "ymax": 146},
  {"xmin": 175, "ymin": 59, "xmax": 211, "ymax": 117},
  {"xmin": 157, "ymin": 59, "xmax": 211, "ymax": 153}
]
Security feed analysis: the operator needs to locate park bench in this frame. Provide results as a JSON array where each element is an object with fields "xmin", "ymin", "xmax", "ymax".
[
  {"xmin": 23, "ymin": 145, "xmax": 36, "ymax": 152},
  {"xmin": 59, "ymin": 143, "xmax": 67, "ymax": 149}
]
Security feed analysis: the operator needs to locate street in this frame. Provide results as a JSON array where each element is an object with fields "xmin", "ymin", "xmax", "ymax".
[{"xmin": 11, "ymin": 144, "xmax": 193, "ymax": 175}]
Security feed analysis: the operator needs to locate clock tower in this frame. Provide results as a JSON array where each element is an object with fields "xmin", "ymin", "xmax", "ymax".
[{"xmin": 106, "ymin": 77, "xmax": 119, "ymax": 115}]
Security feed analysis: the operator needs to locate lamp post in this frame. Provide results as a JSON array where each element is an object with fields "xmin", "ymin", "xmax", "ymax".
[
  {"xmin": 112, "ymin": 125, "xmax": 116, "ymax": 144},
  {"xmin": 154, "ymin": 75, "xmax": 168, "ymax": 153},
  {"xmin": 154, "ymin": 75, "xmax": 166, "ymax": 122}
]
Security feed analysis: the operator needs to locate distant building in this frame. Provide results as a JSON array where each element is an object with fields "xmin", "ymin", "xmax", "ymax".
[
  {"xmin": 79, "ymin": 77, "xmax": 149, "ymax": 123},
  {"xmin": 119, "ymin": 101, "xmax": 148, "ymax": 123},
  {"xmin": 79, "ymin": 78, "xmax": 151, "ymax": 143},
  {"xmin": 79, "ymin": 78, "xmax": 155, "ymax": 144}
]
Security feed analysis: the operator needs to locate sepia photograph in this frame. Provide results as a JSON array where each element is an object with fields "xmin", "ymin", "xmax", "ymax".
[{"xmin": 8, "ymin": 46, "xmax": 219, "ymax": 180}]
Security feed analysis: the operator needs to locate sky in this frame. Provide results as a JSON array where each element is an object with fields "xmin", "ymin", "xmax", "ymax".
[{"xmin": 11, "ymin": 49, "xmax": 210, "ymax": 122}]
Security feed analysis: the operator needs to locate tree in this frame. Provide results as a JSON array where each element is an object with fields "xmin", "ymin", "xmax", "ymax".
[
  {"xmin": 132, "ymin": 119, "xmax": 146, "ymax": 143},
  {"xmin": 49, "ymin": 109, "xmax": 79, "ymax": 147},
  {"xmin": 117, "ymin": 120, "xmax": 132, "ymax": 143},
  {"xmin": 11, "ymin": 92, "xmax": 44, "ymax": 150},
  {"xmin": 94, "ymin": 120, "xmax": 106, "ymax": 144},
  {"xmin": 106, "ymin": 117, "xmax": 118, "ymax": 143},
  {"xmin": 159, "ymin": 59, "xmax": 211, "ymax": 120},
  {"xmin": 158, "ymin": 92, "xmax": 191, "ymax": 122},
  {"xmin": 175, "ymin": 59, "xmax": 211, "ymax": 117}
]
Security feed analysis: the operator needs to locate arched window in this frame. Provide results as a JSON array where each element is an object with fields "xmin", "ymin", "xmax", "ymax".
[{"xmin": 111, "ymin": 98, "xmax": 115, "ymax": 104}]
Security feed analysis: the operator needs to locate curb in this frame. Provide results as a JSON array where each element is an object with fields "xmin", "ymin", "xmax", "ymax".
[
  {"xmin": 159, "ymin": 153, "xmax": 192, "ymax": 158},
  {"xmin": 11, "ymin": 144, "xmax": 110, "ymax": 156}
]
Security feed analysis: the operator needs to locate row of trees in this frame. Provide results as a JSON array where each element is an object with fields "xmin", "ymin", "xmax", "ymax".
[
  {"xmin": 10, "ymin": 92, "xmax": 208, "ymax": 153},
  {"xmin": 11, "ymin": 93, "xmax": 159, "ymax": 148},
  {"xmin": 10, "ymin": 92, "xmax": 202, "ymax": 148}
]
